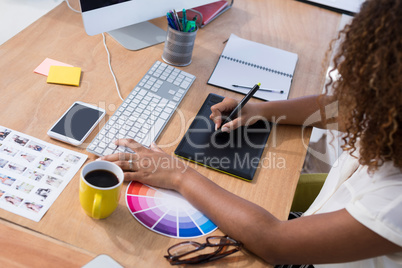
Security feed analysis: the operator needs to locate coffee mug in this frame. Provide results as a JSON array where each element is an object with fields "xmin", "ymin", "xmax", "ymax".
[{"xmin": 79, "ymin": 160, "xmax": 124, "ymax": 219}]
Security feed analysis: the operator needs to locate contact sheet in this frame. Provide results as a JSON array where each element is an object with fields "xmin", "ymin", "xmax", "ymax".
[{"xmin": 0, "ymin": 126, "xmax": 87, "ymax": 222}]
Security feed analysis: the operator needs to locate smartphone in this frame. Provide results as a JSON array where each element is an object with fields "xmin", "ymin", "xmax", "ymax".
[{"xmin": 47, "ymin": 101, "xmax": 105, "ymax": 146}]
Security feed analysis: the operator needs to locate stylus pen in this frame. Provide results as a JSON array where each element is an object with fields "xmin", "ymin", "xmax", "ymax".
[
  {"xmin": 220, "ymin": 83, "xmax": 261, "ymax": 129},
  {"xmin": 232, "ymin": 84, "xmax": 284, "ymax": 94}
]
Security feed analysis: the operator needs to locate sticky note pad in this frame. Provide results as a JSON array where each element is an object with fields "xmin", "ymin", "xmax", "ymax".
[
  {"xmin": 47, "ymin": 66, "xmax": 82, "ymax": 86},
  {"xmin": 34, "ymin": 58, "xmax": 73, "ymax": 76}
]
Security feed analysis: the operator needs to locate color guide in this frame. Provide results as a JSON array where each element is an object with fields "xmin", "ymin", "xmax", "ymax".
[{"xmin": 126, "ymin": 181, "xmax": 217, "ymax": 239}]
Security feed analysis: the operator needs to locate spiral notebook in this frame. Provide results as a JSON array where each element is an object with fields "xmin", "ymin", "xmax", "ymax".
[{"xmin": 208, "ymin": 34, "xmax": 298, "ymax": 101}]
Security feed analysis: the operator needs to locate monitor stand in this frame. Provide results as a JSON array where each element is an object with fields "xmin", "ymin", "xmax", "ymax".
[{"xmin": 107, "ymin": 21, "xmax": 166, "ymax": 51}]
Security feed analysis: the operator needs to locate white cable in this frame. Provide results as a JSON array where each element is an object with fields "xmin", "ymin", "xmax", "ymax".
[
  {"xmin": 64, "ymin": 0, "xmax": 123, "ymax": 101},
  {"xmin": 64, "ymin": 0, "xmax": 81, "ymax": 13},
  {"xmin": 102, "ymin": 33, "xmax": 124, "ymax": 101}
]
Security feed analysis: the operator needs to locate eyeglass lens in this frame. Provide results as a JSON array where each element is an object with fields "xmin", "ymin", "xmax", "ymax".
[{"xmin": 207, "ymin": 236, "xmax": 238, "ymax": 246}]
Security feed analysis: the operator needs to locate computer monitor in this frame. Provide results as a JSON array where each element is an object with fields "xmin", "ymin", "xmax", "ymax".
[{"xmin": 79, "ymin": 0, "xmax": 217, "ymax": 51}]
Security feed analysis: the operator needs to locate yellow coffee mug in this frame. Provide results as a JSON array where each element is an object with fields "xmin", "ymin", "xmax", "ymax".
[{"xmin": 79, "ymin": 160, "xmax": 124, "ymax": 219}]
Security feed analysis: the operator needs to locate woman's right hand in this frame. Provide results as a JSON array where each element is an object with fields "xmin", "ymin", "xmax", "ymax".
[{"xmin": 209, "ymin": 97, "xmax": 264, "ymax": 132}]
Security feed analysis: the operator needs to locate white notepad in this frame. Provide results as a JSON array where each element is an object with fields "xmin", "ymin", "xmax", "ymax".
[
  {"xmin": 208, "ymin": 34, "xmax": 298, "ymax": 101},
  {"xmin": 299, "ymin": 0, "xmax": 364, "ymax": 14}
]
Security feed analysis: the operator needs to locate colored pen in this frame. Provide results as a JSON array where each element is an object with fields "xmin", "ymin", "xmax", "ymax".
[
  {"xmin": 166, "ymin": 14, "xmax": 176, "ymax": 29},
  {"xmin": 167, "ymin": 11, "xmax": 174, "ymax": 21},
  {"xmin": 167, "ymin": 12, "xmax": 174, "ymax": 28},
  {"xmin": 169, "ymin": 19, "xmax": 176, "ymax": 30},
  {"xmin": 182, "ymin": 9, "xmax": 187, "ymax": 31},
  {"xmin": 173, "ymin": 9, "xmax": 182, "ymax": 31},
  {"xmin": 219, "ymin": 83, "xmax": 261, "ymax": 130},
  {"xmin": 171, "ymin": 11, "xmax": 180, "ymax": 30},
  {"xmin": 168, "ymin": 11, "xmax": 177, "ymax": 29},
  {"xmin": 232, "ymin": 84, "xmax": 284, "ymax": 94}
]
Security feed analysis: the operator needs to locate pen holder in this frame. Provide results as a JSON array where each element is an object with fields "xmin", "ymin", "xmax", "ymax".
[{"xmin": 162, "ymin": 26, "xmax": 198, "ymax": 67}]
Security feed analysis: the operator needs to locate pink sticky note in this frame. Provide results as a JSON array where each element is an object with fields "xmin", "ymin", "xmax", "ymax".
[{"xmin": 34, "ymin": 58, "xmax": 73, "ymax": 76}]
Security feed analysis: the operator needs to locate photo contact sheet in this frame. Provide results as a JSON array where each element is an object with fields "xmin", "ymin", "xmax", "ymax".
[{"xmin": 0, "ymin": 126, "xmax": 87, "ymax": 222}]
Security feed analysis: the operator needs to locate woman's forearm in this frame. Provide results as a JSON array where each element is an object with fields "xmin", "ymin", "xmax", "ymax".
[
  {"xmin": 177, "ymin": 168, "xmax": 281, "ymax": 263},
  {"xmin": 258, "ymin": 94, "xmax": 337, "ymax": 129}
]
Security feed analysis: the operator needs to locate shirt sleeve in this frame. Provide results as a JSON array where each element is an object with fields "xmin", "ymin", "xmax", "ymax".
[{"xmin": 346, "ymin": 181, "xmax": 402, "ymax": 247}]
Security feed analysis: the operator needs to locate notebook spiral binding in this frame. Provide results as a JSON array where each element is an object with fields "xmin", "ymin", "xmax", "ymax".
[{"xmin": 220, "ymin": 55, "xmax": 293, "ymax": 78}]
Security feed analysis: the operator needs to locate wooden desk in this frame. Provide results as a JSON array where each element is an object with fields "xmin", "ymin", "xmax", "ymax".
[
  {"xmin": 0, "ymin": 219, "xmax": 96, "ymax": 267},
  {"xmin": 0, "ymin": 0, "xmax": 341, "ymax": 267}
]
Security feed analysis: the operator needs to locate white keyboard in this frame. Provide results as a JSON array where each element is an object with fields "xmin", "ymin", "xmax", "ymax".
[{"xmin": 87, "ymin": 61, "xmax": 195, "ymax": 156}]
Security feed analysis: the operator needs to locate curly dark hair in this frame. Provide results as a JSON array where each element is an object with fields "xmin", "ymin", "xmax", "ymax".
[{"xmin": 326, "ymin": 0, "xmax": 402, "ymax": 172}]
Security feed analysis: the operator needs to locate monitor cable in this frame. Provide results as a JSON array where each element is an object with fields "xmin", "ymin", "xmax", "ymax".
[
  {"xmin": 102, "ymin": 33, "xmax": 124, "ymax": 101},
  {"xmin": 64, "ymin": 0, "xmax": 80, "ymax": 13},
  {"xmin": 64, "ymin": 0, "xmax": 124, "ymax": 101}
]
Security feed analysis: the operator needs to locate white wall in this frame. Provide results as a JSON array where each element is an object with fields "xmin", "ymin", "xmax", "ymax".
[{"xmin": 0, "ymin": 0, "xmax": 63, "ymax": 45}]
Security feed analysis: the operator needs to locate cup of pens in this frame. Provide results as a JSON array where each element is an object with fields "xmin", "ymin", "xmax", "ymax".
[{"xmin": 162, "ymin": 9, "xmax": 198, "ymax": 67}]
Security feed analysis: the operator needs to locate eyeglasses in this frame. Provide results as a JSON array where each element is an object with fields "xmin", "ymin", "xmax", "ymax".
[{"xmin": 164, "ymin": 236, "xmax": 242, "ymax": 265}]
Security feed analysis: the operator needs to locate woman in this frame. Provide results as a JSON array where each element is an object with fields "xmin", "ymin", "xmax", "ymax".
[{"xmin": 102, "ymin": 0, "xmax": 402, "ymax": 266}]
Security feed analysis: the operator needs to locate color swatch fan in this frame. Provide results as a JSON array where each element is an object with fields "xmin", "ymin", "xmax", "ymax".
[{"xmin": 126, "ymin": 181, "xmax": 217, "ymax": 238}]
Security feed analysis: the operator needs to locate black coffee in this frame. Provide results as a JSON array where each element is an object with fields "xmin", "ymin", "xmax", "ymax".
[{"xmin": 85, "ymin": 170, "xmax": 119, "ymax": 188}]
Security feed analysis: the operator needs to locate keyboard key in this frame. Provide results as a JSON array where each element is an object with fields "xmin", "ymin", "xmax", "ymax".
[
  {"xmin": 160, "ymin": 112, "xmax": 169, "ymax": 120},
  {"xmin": 180, "ymin": 81, "xmax": 190, "ymax": 89},
  {"xmin": 168, "ymin": 101, "xmax": 177, "ymax": 108},
  {"xmin": 95, "ymin": 147, "xmax": 104, "ymax": 155},
  {"xmin": 104, "ymin": 148, "xmax": 115, "ymax": 155},
  {"xmin": 142, "ymin": 118, "xmax": 166, "ymax": 147},
  {"xmin": 136, "ymin": 118, "xmax": 145, "ymax": 124}
]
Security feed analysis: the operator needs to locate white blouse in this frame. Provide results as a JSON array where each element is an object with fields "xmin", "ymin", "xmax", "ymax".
[{"xmin": 303, "ymin": 150, "xmax": 402, "ymax": 268}]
